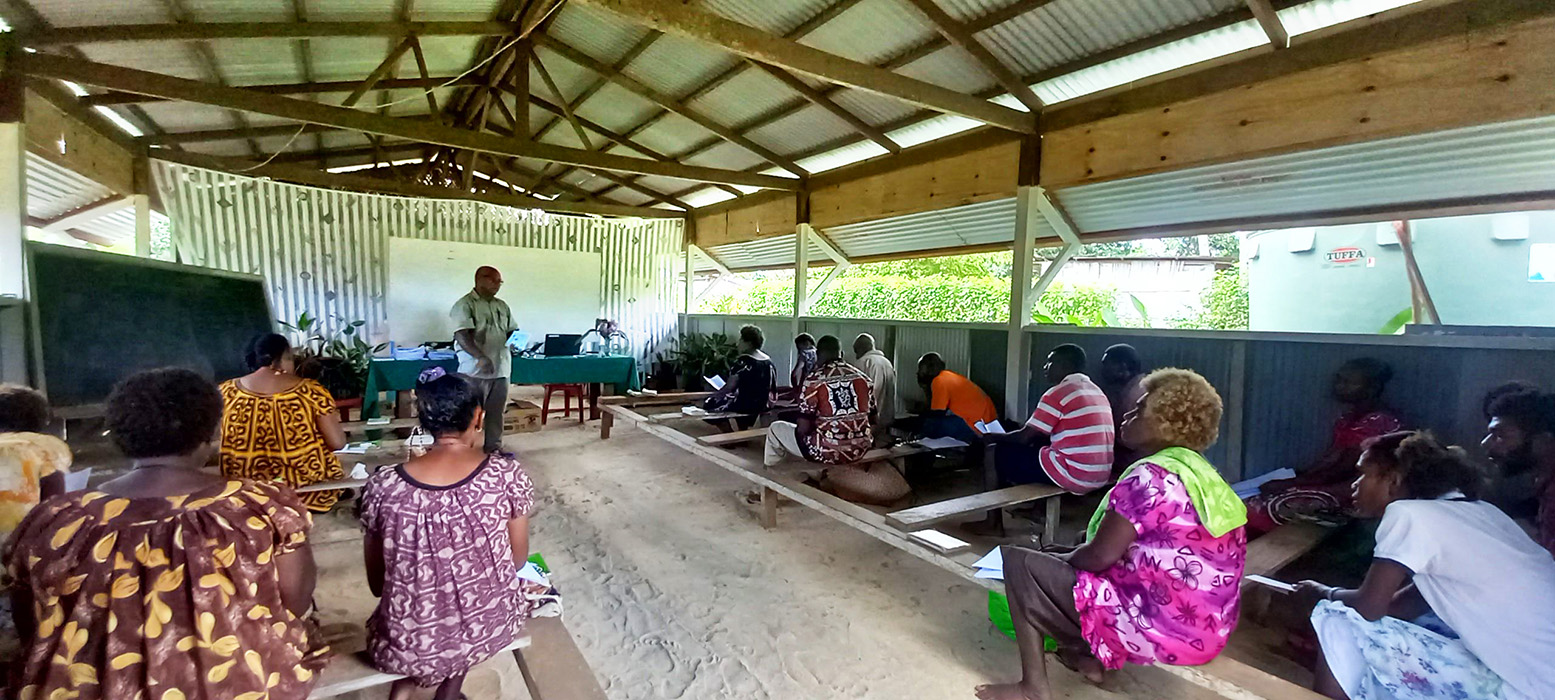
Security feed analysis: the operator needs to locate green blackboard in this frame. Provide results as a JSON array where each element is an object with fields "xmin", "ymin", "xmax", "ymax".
[{"xmin": 28, "ymin": 244, "xmax": 273, "ymax": 407}]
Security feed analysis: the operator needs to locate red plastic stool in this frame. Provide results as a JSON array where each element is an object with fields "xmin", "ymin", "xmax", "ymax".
[
  {"xmin": 335, "ymin": 397, "xmax": 363, "ymax": 422},
  {"xmin": 542, "ymin": 384, "xmax": 586, "ymax": 425}
]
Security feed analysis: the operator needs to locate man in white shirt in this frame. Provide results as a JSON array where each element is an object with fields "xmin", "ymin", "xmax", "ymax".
[
  {"xmin": 850, "ymin": 333, "xmax": 896, "ymax": 437},
  {"xmin": 450, "ymin": 266, "xmax": 516, "ymax": 452}
]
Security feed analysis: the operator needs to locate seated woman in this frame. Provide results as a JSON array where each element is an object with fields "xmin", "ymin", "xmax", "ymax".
[
  {"xmin": 1246, "ymin": 357, "xmax": 1402, "ymax": 534},
  {"xmin": 1298, "ymin": 431, "xmax": 1555, "ymax": 700},
  {"xmin": 219, "ymin": 333, "xmax": 349, "ymax": 511},
  {"xmin": 701, "ymin": 324, "xmax": 776, "ymax": 430},
  {"xmin": 0, "ymin": 384, "xmax": 69, "ymax": 542},
  {"xmin": 977, "ymin": 369, "xmax": 1247, "ymax": 700},
  {"xmin": 360, "ymin": 367, "xmax": 535, "ymax": 700},
  {"xmin": 6, "ymin": 368, "xmax": 327, "ymax": 700}
]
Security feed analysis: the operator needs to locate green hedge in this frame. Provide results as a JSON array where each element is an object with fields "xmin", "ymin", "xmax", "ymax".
[{"xmin": 701, "ymin": 274, "xmax": 1117, "ymax": 324}]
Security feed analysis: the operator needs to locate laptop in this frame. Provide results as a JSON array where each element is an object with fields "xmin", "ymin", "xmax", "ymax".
[{"xmin": 543, "ymin": 333, "xmax": 583, "ymax": 357}]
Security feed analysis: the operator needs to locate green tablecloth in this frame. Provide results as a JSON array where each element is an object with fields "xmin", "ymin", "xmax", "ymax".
[{"xmin": 361, "ymin": 355, "xmax": 640, "ymax": 418}]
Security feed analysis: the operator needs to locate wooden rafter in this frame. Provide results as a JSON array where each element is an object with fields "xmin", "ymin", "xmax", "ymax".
[
  {"xmin": 529, "ymin": 47, "xmax": 590, "ymax": 151},
  {"xmin": 18, "ymin": 22, "xmax": 524, "ymax": 46},
  {"xmin": 532, "ymin": 36, "xmax": 809, "ymax": 177},
  {"xmin": 530, "ymin": 31, "xmax": 661, "ymax": 143},
  {"xmin": 153, "ymin": 0, "xmax": 264, "ymax": 155},
  {"xmin": 23, "ymin": 51, "xmax": 799, "ymax": 190},
  {"xmin": 80, "ymin": 76, "xmax": 476, "ymax": 107},
  {"xmin": 903, "ymin": 0, "xmax": 1044, "ymax": 114},
  {"xmin": 143, "ymin": 122, "xmax": 336, "ymax": 145},
  {"xmin": 1246, "ymin": 0, "xmax": 1290, "ymax": 48},
  {"xmin": 153, "ymin": 149, "xmax": 679, "ymax": 219},
  {"xmin": 343, "ymin": 36, "xmax": 414, "ymax": 107},
  {"xmin": 746, "ymin": 61, "xmax": 900, "ymax": 154},
  {"xmin": 572, "ymin": 0, "xmax": 1035, "ymax": 134}
]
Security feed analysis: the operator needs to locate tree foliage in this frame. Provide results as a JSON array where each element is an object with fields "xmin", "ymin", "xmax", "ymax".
[
  {"xmin": 1173, "ymin": 267, "xmax": 1250, "ymax": 330},
  {"xmin": 701, "ymin": 273, "xmax": 1119, "ymax": 325}
]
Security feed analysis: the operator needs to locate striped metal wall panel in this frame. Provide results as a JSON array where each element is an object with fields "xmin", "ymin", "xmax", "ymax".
[
  {"xmin": 895, "ymin": 324, "xmax": 972, "ymax": 408},
  {"xmin": 153, "ymin": 162, "xmax": 684, "ymax": 363}
]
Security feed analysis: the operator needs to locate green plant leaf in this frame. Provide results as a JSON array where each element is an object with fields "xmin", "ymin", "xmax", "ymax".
[
  {"xmin": 1378, "ymin": 307, "xmax": 1413, "ymax": 335},
  {"xmin": 1100, "ymin": 306, "xmax": 1120, "ymax": 327},
  {"xmin": 1129, "ymin": 294, "xmax": 1151, "ymax": 326}
]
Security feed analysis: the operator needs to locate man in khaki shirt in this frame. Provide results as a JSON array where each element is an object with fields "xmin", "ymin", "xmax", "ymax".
[
  {"xmin": 850, "ymin": 333, "xmax": 896, "ymax": 438},
  {"xmin": 450, "ymin": 266, "xmax": 517, "ymax": 452}
]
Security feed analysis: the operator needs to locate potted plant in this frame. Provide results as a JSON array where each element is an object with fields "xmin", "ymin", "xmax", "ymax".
[
  {"xmin": 664, "ymin": 332, "xmax": 738, "ymax": 391},
  {"xmin": 280, "ymin": 312, "xmax": 386, "ymax": 400}
]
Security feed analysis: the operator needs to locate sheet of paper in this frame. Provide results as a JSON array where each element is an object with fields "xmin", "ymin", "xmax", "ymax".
[
  {"xmin": 705, "ymin": 375, "xmax": 726, "ymax": 390},
  {"xmin": 681, "ymin": 406, "xmax": 709, "ymax": 417},
  {"xmin": 336, "ymin": 442, "xmax": 372, "ymax": 455},
  {"xmin": 974, "ymin": 568, "xmax": 1005, "ymax": 580},
  {"xmin": 63, "ymin": 467, "xmax": 92, "ymax": 493},
  {"xmin": 972, "ymin": 547, "xmax": 1003, "ymax": 573},
  {"xmin": 913, "ymin": 437, "xmax": 969, "ymax": 450},
  {"xmin": 1231, "ymin": 468, "xmax": 1297, "ymax": 499},
  {"xmin": 365, "ymin": 416, "xmax": 392, "ymax": 426},
  {"xmin": 516, "ymin": 561, "xmax": 551, "ymax": 586},
  {"xmin": 976, "ymin": 420, "xmax": 1008, "ymax": 435},
  {"xmin": 1244, "ymin": 574, "xmax": 1297, "ymax": 594},
  {"xmin": 908, "ymin": 529, "xmax": 970, "ymax": 552}
]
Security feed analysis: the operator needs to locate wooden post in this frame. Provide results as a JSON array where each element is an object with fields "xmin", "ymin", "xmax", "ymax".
[
  {"xmin": 792, "ymin": 222, "xmax": 812, "ymax": 354},
  {"xmin": 1005, "ymin": 186, "xmax": 1038, "ymax": 420},
  {"xmin": 0, "ymin": 34, "xmax": 26, "ymax": 384},
  {"xmin": 760, "ymin": 485, "xmax": 778, "ymax": 529},
  {"xmin": 132, "ymin": 154, "xmax": 153, "ymax": 257},
  {"xmin": 600, "ymin": 409, "xmax": 613, "ymax": 440}
]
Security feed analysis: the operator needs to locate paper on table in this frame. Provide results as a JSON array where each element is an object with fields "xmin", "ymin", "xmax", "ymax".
[
  {"xmin": 908, "ymin": 529, "xmax": 970, "ymax": 553},
  {"xmin": 336, "ymin": 442, "xmax": 372, "ymax": 455},
  {"xmin": 705, "ymin": 375, "xmax": 726, "ymax": 390},
  {"xmin": 975, "ymin": 420, "xmax": 1007, "ymax": 435},
  {"xmin": 365, "ymin": 416, "xmax": 392, "ymax": 426},
  {"xmin": 63, "ymin": 467, "xmax": 93, "ymax": 493},
  {"xmin": 972, "ymin": 547, "xmax": 1003, "ymax": 573},
  {"xmin": 914, "ymin": 437, "xmax": 969, "ymax": 450},
  {"xmin": 1231, "ymin": 468, "xmax": 1296, "ymax": 499}
]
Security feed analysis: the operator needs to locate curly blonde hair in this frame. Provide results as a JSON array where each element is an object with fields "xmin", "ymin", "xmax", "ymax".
[{"xmin": 1138, "ymin": 368, "xmax": 1223, "ymax": 452}]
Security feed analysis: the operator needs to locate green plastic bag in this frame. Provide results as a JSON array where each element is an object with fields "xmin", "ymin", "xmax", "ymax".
[
  {"xmin": 987, "ymin": 591, "xmax": 1057, "ymax": 651},
  {"xmin": 528, "ymin": 552, "xmax": 550, "ymax": 573}
]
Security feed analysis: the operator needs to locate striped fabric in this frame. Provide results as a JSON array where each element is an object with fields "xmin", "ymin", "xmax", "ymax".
[
  {"xmin": 1026, "ymin": 373, "xmax": 1115, "ymax": 494},
  {"xmin": 152, "ymin": 162, "xmax": 684, "ymax": 364}
]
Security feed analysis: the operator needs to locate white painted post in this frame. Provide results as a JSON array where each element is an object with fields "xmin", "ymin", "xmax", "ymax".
[
  {"xmin": 792, "ymin": 223, "xmax": 812, "ymax": 347},
  {"xmin": 133, "ymin": 195, "xmax": 152, "ymax": 257},
  {"xmin": 1004, "ymin": 186, "xmax": 1039, "ymax": 419},
  {"xmin": 0, "ymin": 37, "xmax": 27, "ymax": 384}
]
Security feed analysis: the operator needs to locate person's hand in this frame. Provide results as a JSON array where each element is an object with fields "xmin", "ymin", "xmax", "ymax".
[
  {"xmin": 1258, "ymin": 478, "xmax": 1297, "ymax": 496},
  {"xmin": 1294, "ymin": 580, "xmax": 1335, "ymax": 606},
  {"xmin": 476, "ymin": 356, "xmax": 495, "ymax": 376}
]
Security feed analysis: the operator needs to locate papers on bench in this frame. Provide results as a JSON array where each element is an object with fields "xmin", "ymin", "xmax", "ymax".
[
  {"xmin": 1231, "ymin": 468, "xmax": 1296, "ymax": 499},
  {"xmin": 972, "ymin": 547, "xmax": 1003, "ymax": 580},
  {"xmin": 680, "ymin": 406, "xmax": 710, "ymax": 417},
  {"xmin": 705, "ymin": 375, "xmax": 726, "ymax": 390},
  {"xmin": 335, "ymin": 441, "xmax": 374, "ymax": 455},
  {"xmin": 975, "ymin": 420, "xmax": 1007, "ymax": 435},
  {"xmin": 365, "ymin": 417, "xmax": 392, "ymax": 426},
  {"xmin": 911, "ymin": 437, "xmax": 970, "ymax": 450},
  {"xmin": 908, "ymin": 529, "xmax": 971, "ymax": 554}
]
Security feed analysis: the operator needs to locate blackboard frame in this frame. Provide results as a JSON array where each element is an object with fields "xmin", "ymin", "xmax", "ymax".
[{"xmin": 25, "ymin": 242, "xmax": 275, "ymax": 411}]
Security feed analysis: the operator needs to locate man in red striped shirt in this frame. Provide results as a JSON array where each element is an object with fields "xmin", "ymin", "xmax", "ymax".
[{"xmin": 989, "ymin": 344, "xmax": 1116, "ymax": 495}]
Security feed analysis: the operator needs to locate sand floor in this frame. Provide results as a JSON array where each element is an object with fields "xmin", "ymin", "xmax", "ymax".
[{"xmin": 309, "ymin": 415, "xmax": 1191, "ymax": 700}]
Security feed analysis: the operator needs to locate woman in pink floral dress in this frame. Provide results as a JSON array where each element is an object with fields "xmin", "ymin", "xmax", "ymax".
[
  {"xmin": 978, "ymin": 369, "xmax": 1248, "ymax": 700},
  {"xmin": 359, "ymin": 368, "xmax": 535, "ymax": 700}
]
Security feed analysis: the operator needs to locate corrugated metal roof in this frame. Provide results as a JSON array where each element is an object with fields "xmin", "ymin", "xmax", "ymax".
[
  {"xmin": 682, "ymin": 141, "xmax": 769, "ymax": 172},
  {"xmin": 180, "ymin": 0, "xmax": 294, "ymax": 23},
  {"xmin": 700, "ymin": 0, "xmax": 838, "ymax": 35},
  {"xmin": 571, "ymin": 82, "xmax": 662, "ymax": 134},
  {"xmin": 27, "ymin": 0, "xmax": 164, "ymax": 27},
  {"xmin": 1032, "ymin": 19, "xmax": 1265, "ymax": 104},
  {"xmin": 894, "ymin": 47, "xmax": 999, "ymax": 94},
  {"xmin": 622, "ymin": 34, "xmax": 742, "ymax": 101},
  {"xmin": 823, "ymin": 196, "xmax": 1055, "ymax": 258},
  {"xmin": 545, "ymin": 4, "xmax": 652, "ymax": 67},
  {"xmin": 702, "ymin": 232, "xmax": 830, "ymax": 270},
  {"xmin": 1278, "ymin": 0, "xmax": 1424, "ymax": 36},
  {"xmin": 831, "ymin": 88, "xmax": 920, "ymax": 127},
  {"xmin": 1053, "ymin": 114, "xmax": 1555, "ymax": 235},
  {"xmin": 978, "ymin": 0, "xmax": 1241, "ymax": 76},
  {"xmin": 629, "ymin": 113, "xmax": 721, "ymax": 159},
  {"xmin": 302, "ymin": 0, "xmax": 396, "ymax": 22},
  {"xmin": 74, "ymin": 207, "xmax": 140, "ymax": 245},
  {"xmin": 687, "ymin": 68, "xmax": 807, "ymax": 131},
  {"xmin": 27, "ymin": 157, "xmax": 114, "ymax": 220},
  {"xmin": 800, "ymin": 0, "xmax": 935, "ymax": 65},
  {"xmin": 745, "ymin": 103, "xmax": 858, "ymax": 155}
]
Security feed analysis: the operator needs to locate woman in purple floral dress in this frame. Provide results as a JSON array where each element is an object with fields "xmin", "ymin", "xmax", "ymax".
[
  {"xmin": 978, "ymin": 369, "xmax": 1248, "ymax": 700},
  {"xmin": 360, "ymin": 368, "xmax": 535, "ymax": 700}
]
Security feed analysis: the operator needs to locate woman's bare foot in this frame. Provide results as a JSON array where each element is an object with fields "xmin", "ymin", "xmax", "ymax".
[
  {"xmin": 1055, "ymin": 647, "xmax": 1106, "ymax": 685},
  {"xmin": 974, "ymin": 682, "xmax": 1046, "ymax": 700}
]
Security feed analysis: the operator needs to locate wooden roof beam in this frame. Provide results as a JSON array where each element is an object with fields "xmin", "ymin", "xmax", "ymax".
[
  {"xmin": 903, "ymin": 0, "xmax": 1044, "ymax": 114},
  {"xmin": 533, "ymin": 35, "xmax": 809, "ymax": 177},
  {"xmin": 24, "ymin": 52, "xmax": 800, "ymax": 190},
  {"xmin": 80, "ymin": 76, "xmax": 475, "ymax": 107},
  {"xmin": 1246, "ymin": 0, "xmax": 1291, "ymax": 49},
  {"xmin": 572, "ymin": 0, "xmax": 1036, "ymax": 134},
  {"xmin": 342, "ymin": 35, "xmax": 414, "ymax": 107},
  {"xmin": 152, "ymin": 149, "xmax": 681, "ymax": 219},
  {"xmin": 18, "ymin": 21, "xmax": 523, "ymax": 46},
  {"xmin": 530, "ymin": 31, "xmax": 662, "ymax": 143}
]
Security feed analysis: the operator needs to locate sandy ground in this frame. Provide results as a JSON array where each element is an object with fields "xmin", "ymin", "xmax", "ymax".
[{"xmin": 309, "ymin": 411, "xmax": 1164, "ymax": 700}]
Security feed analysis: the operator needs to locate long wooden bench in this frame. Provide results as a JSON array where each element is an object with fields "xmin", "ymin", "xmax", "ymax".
[
  {"xmin": 309, "ymin": 617, "xmax": 604, "ymax": 700},
  {"xmin": 599, "ymin": 392, "xmax": 712, "ymax": 439},
  {"xmin": 886, "ymin": 483, "xmax": 1067, "ymax": 543},
  {"xmin": 340, "ymin": 417, "xmax": 420, "ymax": 434},
  {"xmin": 697, "ymin": 427, "xmax": 769, "ymax": 447}
]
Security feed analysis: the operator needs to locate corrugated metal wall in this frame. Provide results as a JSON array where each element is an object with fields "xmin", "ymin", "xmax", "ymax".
[
  {"xmin": 153, "ymin": 162, "xmax": 684, "ymax": 363},
  {"xmin": 685, "ymin": 314, "xmax": 1555, "ymax": 483}
]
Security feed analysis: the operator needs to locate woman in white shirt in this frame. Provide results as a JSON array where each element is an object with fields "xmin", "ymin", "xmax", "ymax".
[{"xmin": 1297, "ymin": 431, "xmax": 1555, "ymax": 700}]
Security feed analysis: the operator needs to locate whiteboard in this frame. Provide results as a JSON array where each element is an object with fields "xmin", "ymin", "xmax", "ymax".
[{"xmin": 386, "ymin": 238, "xmax": 602, "ymax": 347}]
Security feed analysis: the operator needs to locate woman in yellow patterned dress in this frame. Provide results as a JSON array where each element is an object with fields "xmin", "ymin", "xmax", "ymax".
[
  {"xmin": 220, "ymin": 333, "xmax": 348, "ymax": 511},
  {"xmin": 6, "ymin": 368, "xmax": 328, "ymax": 700}
]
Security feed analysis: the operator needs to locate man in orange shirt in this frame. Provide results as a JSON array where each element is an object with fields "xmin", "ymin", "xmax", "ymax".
[{"xmin": 915, "ymin": 352, "xmax": 999, "ymax": 445}]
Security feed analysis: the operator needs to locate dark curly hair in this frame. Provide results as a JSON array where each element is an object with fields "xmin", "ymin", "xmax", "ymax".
[
  {"xmin": 416, "ymin": 372, "xmax": 482, "ymax": 437},
  {"xmin": 1486, "ymin": 387, "xmax": 1555, "ymax": 436},
  {"xmin": 244, "ymin": 333, "xmax": 291, "ymax": 372},
  {"xmin": 1339, "ymin": 357, "xmax": 1393, "ymax": 395},
  {"xmin": 739, "ymin": 324, "xmax": 765, "ymax": 350},
  {"xmin": 0, "ymin": 384, "xmax": 50, "ymax": 434},
  {"xmin": 106, "ymin": 368, "xmax": 223, "ymax": 459},
  {"xmin": 1362, "ymin": 430, "xmax": 1483, "ymax": 501}
]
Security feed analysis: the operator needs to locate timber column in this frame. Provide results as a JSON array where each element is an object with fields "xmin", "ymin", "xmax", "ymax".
[
  {"xmin": 0, "ymin": 33, "xmax": 28, "ymax": 384},
  {"xmin": 1003, "ymin": 136, "xmax": 1041, "ymax": 419}
]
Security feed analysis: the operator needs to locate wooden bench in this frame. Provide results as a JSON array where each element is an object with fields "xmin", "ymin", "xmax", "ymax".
[
  {"xmin": 340, "ymin": 417, "xmax": 421, "ymax": 435},
  {"xmin": 308, "ymin": 617, "xmax": 604, "ymax": 700},
  {"xmin": 886, "ymin": 483, "xmax": 1067, "ymax": 543},
  {"xmin": 599, "ymin": 392, "xmax": 712, "ymax": 439},
  {"xmin": 697, "ymin": 427, "xmax": 769, "ymax": 447}
]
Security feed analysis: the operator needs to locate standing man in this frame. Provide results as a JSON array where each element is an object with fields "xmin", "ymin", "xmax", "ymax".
[
  {"xmin": 450, "ymin": 265, "xmax": 517, "ymax": 453},
  {"xmin": 1483, "ymin": 387, "xmax": 1555, "ymax": 554},
  {"xmin": 851, "ymin": 333, "xmax": 896, "ymax": 436},
  {"xmin": 988, "ymin": 344, "xmax": 1114, "ymax": 494}
]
